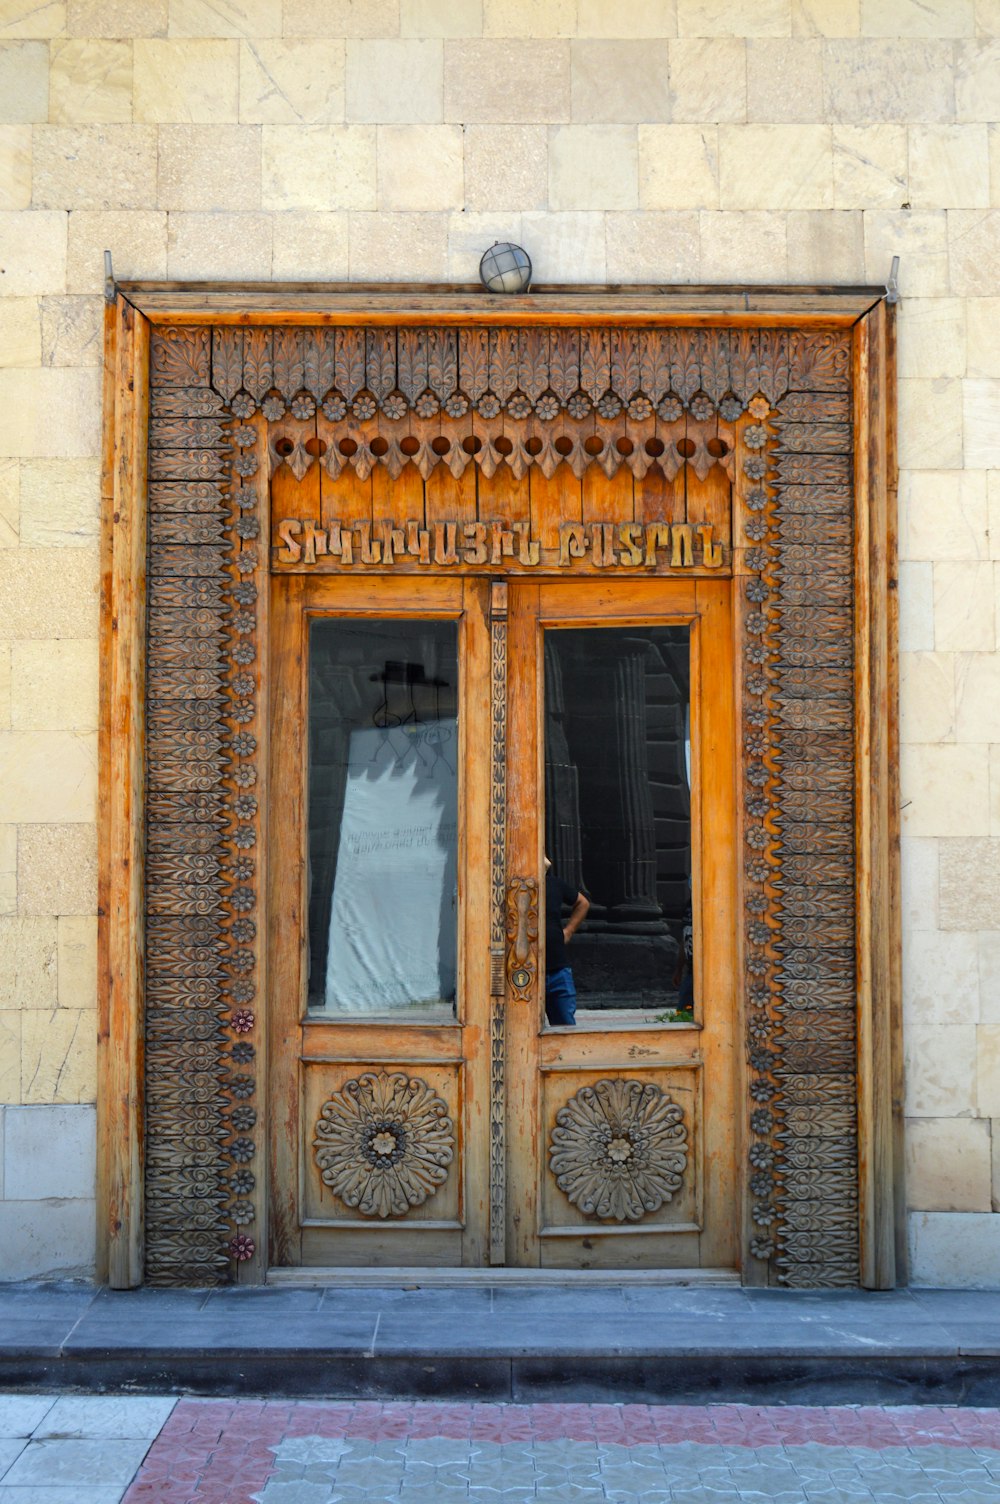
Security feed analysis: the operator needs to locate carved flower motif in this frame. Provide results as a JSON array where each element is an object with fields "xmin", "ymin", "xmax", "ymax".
[
  {"xmin": 567, "ymin": 392, "xmax": 591, "ymax": 420},
  {"xmin": 549, "ymin": 1078, "xmax": 688, "ymax": 1224},
  {"xmin": 229, "ymin": 1074, "xmax": 255, "ymax": 1098},
  {"xmin": 234, "ymin": 764, "xmax": 257, "ymax": 789},
  {"xmin": 689, "ymin": 393, "xmax": 714, "ymax": 422},
  {"xmin": 231, "ymin": 948, "xmax": 254, "ymax": 973},
  {"xmin": 748, "ymin": 1015, "xmax": 771, "ymax": 1039},
  {"xmin": 750, "ymin": 1081, "xmax": 775, "ymax": 1104},
  {"xmin": 748, "ymin": 396, "xmax": 771, "ymax": 419},
  {"xmin": 352, "ymin": 393, "xmax": 377, "ymax": 421},
  {"xmin": 627, "ymin": 395, "xmax": 653, "ymax": 421},
  {"xmin": 231, "ymin": 584, "xmax": 257, "ymax": 608},
  {"xmin": 229, "ymin": 1137, "xmax": 255, "ymax": 1163},
  {"xmin": 746, "ymin": 893, "xmax": 768, "ymax": 915},
  {"xmin": 745, "ymin": 548, "xmax": 768, "ymax": 573},
  {"xmin": 262, "ymin": 396, "xmax": 285, "ymax": 422},
  {"xmin": 720, "ymin": 396, "xmax": 743, "ymax": 422},
  {"xmin": 744, "ymin": 731, "xmax": 766, "ymax": 756},
  {"xmin": 750, "ymin": 1237, "xmax": 774, "ymax": 1260},
  {"xmin": 746, "ymin": 795, "xmax": 769, "ymax": 819},
  {"xmin": 291, "ymin": 392, "xmax": 316, "ymax": 420},
  {"xmin": 231, "ymin": 1169, "xmax": 255, "ymax": 1193},
  {"xmin": 236, "ymin": 517, "xmax": 260, "ymax": 540},
  {"xmin": 232, "ymin": 425, "xmax": 257, "ymax": 449},
  {"xmin": 752, "ymin": 1200, "xmax": 776, "ymax": 1226},
  {"xmin": 232, "ymin": 861, "xmax": 254, "ymax": 889},
  {"xmin": 749, "ymin": 1143, "xmax": 774, "ymax": 1169},
  {"xmin": 745, "ymin": 580, "xmax": 768, "ymax": 604},
  {"xmin": 745, "ymin": 859, "xmax": 769, "ymax": 883},
  {"xmin": 322, "ymin": 393, "xmax": 347, "ymax": 421},
  {"xmin": 234, "ymin": 454, "xmax": 258, "ymax": 477},
  {"xmin": 231, "ymin": 1105, "xmax": 257, "ymax": 1131},
  {"xmin": 506, "ymin": 392, "xmax": 532, "ymax": 419},
  {"xmin": 234, "ymin": 793, "xmax": 258, "ymax": 819},
  {"xmin": 231, "ymin": 392, "xmax": 256, "ymax": 419},
  {"xmin": 233, "ymin": 825, "xmax": 256, "ymax": 850},
  {"xmin": 235, "ymin": 552, "xmax": 257, "ymax": 574},
  {"xmin": 444, "ymin": 393, "xmax": 469, "ymax": 419},
  {"xmin": 745, "ymin": 825, "xmax": 769, "ymax": 850},
  {"xmin": 231, "ymin": 1010, "xmax": 255, "ymax": 1035},
  {"xmin": 747, "ymin": 954, "xmax": 769, "ymax": 976},
  {"xmin": 313, "ymin": 1071, "xmax": 455, "ymax": 1220},
  {"xmin": 744, "ymin": 424, "xmax": 768, "ymax": 450},
  {"xmin": 231, "ymin": 610, "xmax": 255, "ymax": 635},
  {"xmin": 745, "ymin": 672, "xmax": 768, "ymax": 696},
  {"xmin": 745, "ymin": 486, "xmax": 767, "ymax": 511},
  {"xmin": 381, "ymin": 392, "xmax": 407, "ymax": 420},
  {"xmin": 750, "ymin": 1048, "xmax": 775, "ymax": 1073},
  {"xmin": 745, "ymin": 612, "xmax": 767, "ymax": 636},
  {"xmin": 535, "ymin": 393, "xmax": 560, "ymax": 421},
  {"xmin": 231, "ymin": 700, "xmax": 255, "ymax": 724},
  {"xmin": 232, "ymin": 1199, "xmax": 255, "ymax": 1224},
  {"xmin": 231, "ymin": 980, "xmax": 255, "ymax": 1004},
  {"xmin": 231, "ymin": 886, "xmax": 255, "ymax": 912},
  {"xmin": 415, "ymin": 390, "xmax": 440, "ymax": 419},
  {"xmin": 745, "ymin": 643, "xmax": 768, "ymax": 665},
  {"xmin": 596, "ymin": 392, "xmax": 622, "ymax": 419},
  {"xmin": 745, "ymin": 706, "xmax": 768, "ymax": 728},
  {"xmin": 230, "ymin": 1040, "xmax": 255, "ymax": 1064},
  {"xmin": 236, "ymin": 488, "xmax": 258, "ymax": 513},
  {"xmin": 657, "ymin": 396, "xmax": 683, "ymax": 423},
  {"xmin": 750, "ymin": 1171, "xmax": 773, "ymax": 1197},
  {"xmin": 477, "ymin": 393, "xmax": 501, "ymax": 419},
  {"xmin": 743, "ymin": 455, "xmax": 767, "ymax": 480},
  {"xmin": 229, "ymin": 1232, "xmax": 255, "ymax": 1260},
  {"xmin": 232, "ymin": 732, "xmax": 256, "ymax": 756},
  {"xmin": 745, "ymin": 518, "xmax": 768, "ymax": 542},
  {"xmin": 750, "ymin": 1109, "xmax": 773, "ymax": 1135}
]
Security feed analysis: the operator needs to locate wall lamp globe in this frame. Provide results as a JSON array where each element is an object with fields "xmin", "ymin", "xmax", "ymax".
[{"xmin": 479, "ymin": 241, "xmax": 532, "ymax": 294}]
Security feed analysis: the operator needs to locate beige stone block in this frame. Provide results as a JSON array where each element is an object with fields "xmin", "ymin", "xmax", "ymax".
[
  {"xmin": 909, "ymin": 125, "xmax": 989, "ymax": 210},
  {"xmin": 823, "ymin": 40, "xmax": 955, "ymax": 124},
  {"xmin": 950, "ymin": 211, "xmax": 1000, "ymax": 297},
  {"xmin": 21, "ymin": 1009, "xmax": 95, "ymax": 1104},
  {"xmin": 909, "ymin": 1209, "xmax": 1000, "ymax": 1286},
  {"xmin": 576, "ymin": 0, "xmax": 677, "ymax": 35},
  {"xmin": 347, "ymin": 39, "xmax": 442, "ymax": 123},
  {"xmin": 904, "ymin": 1023, "xmax": 976, "ymax": 1116},
  {"xmin": 549, "ymin": 124, "xmax": 638, "ymax": 212},
  {"xmin": 0, "ymin": 549, "xmax": 98, "ymax": 639},
  {"xmin": 0, "ymin": 732, "xmax": 97, "ymax": 823},
  {"xmin": 33, "ymin": 126, "xmax": 157, "ymax": 211},
  {"xmin": 0, "ymin": 126, "xmax": 30, "ymax": 210},
  {"xmin": 792, "ymin": 0, "xmax": 859, "ymax": 35},
  {"xmin": 956, "ymin": 40, "xmax": 1000, "ymax": 122},
  {"xmin": 935, "ymin": 561, "xmax": 995, "ymax": 652},
  {"xmin": 900, "ymin": 651, "xmax": 955, "ymax": 745},
  {"xmin": 906, "ymin": 1118, "xmax": 992, "ymax": 1212},
  {"xmin": 668, "ymin": 38, "xmax": 746, "ymax": 123},
  {"xmin": 0, "ymin": 1, "xmax": 64, "ymax": 38},
  {"xmin": 981, "ymin": 931, "xmax": 1000, "ymax": 1022},
  {"xmin": 444, "ymin": 40, "xmax": 570, "ymax": 122},
  {"xmin": 521, "ymin": 209, "xmax": 606, "ymax": 281},
  {"xmin": 899, "ymin": 560, "xmax": 934, "ymax": 652},
  {"xmin": 401, "ymin": 0, "xmax": 482, "ymax": 36},
  {"xmin": 262, "ymin": 124, "xmax": 374, "ymax": 211},
  {"xmin": 963, "ymin": 379, "xmax": 1000, "ymax": 469},
  {"xmin": 904, "ymin": 928, "xmax": 979, "ymax": 1026},
  {"xmin": 446, "ymin": 210, "xmax": 521, "ymax": 280},
  {"xmin": 133, "ymin": 39, "xmax": 238, "ymax": 122},
  {"xmin": 66, "ymin": 209, "xmax": 167, "ymax": 293},
  {"xmin": 0, "ymin": 462, "xmax": 16, "ymax": 548},
  {"xmin": 955, "ymin": 651, "xmax": 1000, "ymax": 741},
  {"xmin": 348, "ymin": 210, "xmax": 448, "ymax": 280},
  {"xmin": 606, "ymin": 211, "xmax": 700, "ymax": 282},
  {"xmin": 271, "ymin": 211, "xmax": 349, "ymax": 280},
  {"xmin": 639, "ymin": 125, "xmax": 717, "ymax": 210},
  {"xmin": 0, "ymin": 212, "xmax": 65, "ymax": 295},
  {"xmin": 678, "ymin": 0, "xmax": 790, "ymax": 35},
  {"xmin": 10, "ymin": 640, "xmax": 98, "ymax": 731},
  {"xmin": 0, "ymin": 41, "xmax": 48, "ymax": 122},
  {"xmin": 67, "ymin": 0, "xmax": 166, "ymax": 35},
  {"xmin": 901, "ymin": 835, "xmax": 938, "ymax": 933},
  {"xmin": 897, "ymin": 377, "xmax": 963, "ymax": 471},
  {"xmin": 0, "ymin": 1012, "xmax": 19, "ymax": 1102},
  {"xmin": 832, "ymin": 124, "xmax": 906, "ymax": 209},
  {"xmin": 238, "ymin": 39, "xmax": 344, "ymax": 123},
  {"xmin": 977, "ymin": 0, "xmax": 1000, "ymax": 34},
  {"xmin": 786, "ymin": 209, "xmax": 864, "ymax": 281},
  {"xmin": 719, "ymin": 125, "xmax": 832, "ymax": 210},
  {"xmin": 989, "ymin": 473, "xmax": 1000, "ymax": 561},
  {"xmin": 169, "ymin": 0, "xmax": 281, "ymax": 36},
  {"xmin": 17, "ymin": 824, "xmax": 96, "ymax": 918},
  {"xmin": 897, "ymin": 298, "xmax": 966, "ymax": 381},
  {"xmin": 157, "ymin": 124, "xmax": 260, "ymax": 210},
  {"xmin": 940, "ymin": 841, "xmax": 1000, "ymax": 934},
  {"xmin": 968, "ymin": 299, "xmax": 1000, "ymax": 377},
  {"xmin": 746, "ymin": 39, "xmax": 824, "ymax": 122},
  {"xmin": 49, "ymin": 40, "xmax": 132, "ymax": 125},
  {"xmin": 699, "ymin": 209, "xmax": 787, "ymax": 281},
  {"xmin": 57, "ymin": 915, "xmax": 95, "ymax": 1009},
  {"xmin": 20, "ymin": 458, "xmax": 99, "ymax": 547},
  {"xmin": 283, "ymin": 0, "xmax": 399, "ymax": 35},
  {"xmin": 0, "ymin": 299, "xmax": 40, "ymax": 368},
  {"xmin": 378, "ymin": 124, "xmax": 463, "ymax": 211},
  {"xmin": 166, "ymin": 210, "xmax": 272, "ymax": 277},
  {"xmin": 484, "ymin": 0, "xmax": 573, "ymax": 34},
  {"xmin": 39, "ymin": 297, "xmax": 102, "ymax": 369},
  {"xmin": 902, "ymin": 469, "xmax": 988, "ymax": 562},
  {"xmin": 0, "ymin": 369, "xmax": 99, "ymax": 460},
  {"xmin": 901, "ymin": 743, "xmax": 990, "ymax": 837},
  {"xmin": 570, "ymin": 40, "xmax": 670, "ymax": 123},
  {"xmin": 0, "ymin": 917, "xmax": 57, "ymax": 1009},
  {"xmin": 978, "ymin": 1025, "xmax": 1000, "ymax": 1116},
  {"xmin": 864, "ymin": 211, "xmax": 949, "ymax": 298},
  {"xmin": 464, "ymin": 123, "xmax": 546, "ymax": 211},
  {"xmin": 0, "ymin": 827, "xmax": 13, "ymax": 916},
  {"xmin": 861, "ymin": 0, "xmax": 973, "ymax": 34}
]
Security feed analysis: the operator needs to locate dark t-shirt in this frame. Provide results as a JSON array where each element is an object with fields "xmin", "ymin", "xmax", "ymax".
[{"xmin": 545, "ymin": 871, "xmax": 578, "ymax": 975}]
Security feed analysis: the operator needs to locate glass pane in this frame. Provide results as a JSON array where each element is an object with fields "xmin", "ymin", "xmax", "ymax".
[
  {"xmin": 543, "ymin": 626, "xmax": 692, "ymax": 1025},
  {"xmin": 308, "ymin": 619, "xmax": 458, "ymax": 1020}
]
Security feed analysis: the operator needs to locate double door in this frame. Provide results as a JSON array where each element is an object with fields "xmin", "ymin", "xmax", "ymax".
[{"xmin": 269, "ymin": 573, "xmax": 737, "ymax": 1270}]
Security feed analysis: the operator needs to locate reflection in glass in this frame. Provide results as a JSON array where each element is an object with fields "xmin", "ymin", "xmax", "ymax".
[
  {"xmin": 308, "ymin": 620, "xmax": 458, "ymax": 1018},
  {"xmin": 544, "ymin": 627, "xmax": 692, "ymax": 1020}
]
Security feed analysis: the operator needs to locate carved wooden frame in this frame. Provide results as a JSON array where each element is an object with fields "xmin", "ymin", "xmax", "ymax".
[{"xmin": 98, "ymin": 285, "xmax": 899, "ymax": 1289}]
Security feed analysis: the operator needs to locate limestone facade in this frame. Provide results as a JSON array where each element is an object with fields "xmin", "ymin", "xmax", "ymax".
[{"xmin": 0, "ymin": 0, "xmax": 997, "ymax": 1287}]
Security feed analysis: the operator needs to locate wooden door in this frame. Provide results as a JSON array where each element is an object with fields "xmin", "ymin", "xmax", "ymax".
[{"xmin": 505, "ymin": 577, "xmax": 739, "ymax": 1270}]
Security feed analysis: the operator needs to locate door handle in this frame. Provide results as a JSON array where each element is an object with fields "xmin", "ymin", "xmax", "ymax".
[{"xmin": 505, "ymin": 877, "xmax": 538, "ymax": 1003}]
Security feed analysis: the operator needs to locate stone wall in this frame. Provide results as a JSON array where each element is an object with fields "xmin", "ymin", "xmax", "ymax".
[{"xmin": 0, "ymin": 0, "xmax": 997, "ymax": 1285}]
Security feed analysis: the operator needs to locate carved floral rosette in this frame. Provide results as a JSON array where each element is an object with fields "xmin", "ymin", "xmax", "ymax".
[{"xmin": 549, "ymin": 1078, "xmax": 688, "ymax": 1223}]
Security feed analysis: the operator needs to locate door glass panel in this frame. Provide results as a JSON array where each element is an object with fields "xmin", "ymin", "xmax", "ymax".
[
  {"xmin": 543, "ymin": 626, "xmax": 692, "ymax": 1024},
  {"xmin": 307, "ymin": 619, "xmax": 459, "ymax": 1020}
]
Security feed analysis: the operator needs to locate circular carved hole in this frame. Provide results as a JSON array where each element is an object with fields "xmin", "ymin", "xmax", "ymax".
[
  {"xmin": 274, "ymin": 436, "xmax": 294, "ymax": 457},
  {"xmin": 304, "ymin": 436, "xmax": 327, "ymax": 458},
  {"xmin": 583, "ymin": 435, "xmax": 604, "ymax": 456},
  {"xmin": 554, "ymin": 435, "xmax": 573, "ymax": 456},
  {"xmin": 370, "ymin": 436, "xmax": 389, "ymax": 457},
  {"xmin": 462, "ymin": 435, "xmax": 482, "ymax": 454},
  {"xmin": 338, "ymin": 437, "xmax": 358, "ymax": 457},
  {"xmin": 431, "ymin": 435, "xmax": 451, "ymax": 456},
  {"xmin": 677, "ymin": 436, "xmax": 696, "ymax": 458},
  {"xmin": 707, "ymin": 436, "xmax": 729, "ymax": 457},
  {"xmin": 615, "ymin": 436, "xmax": 634, "ymax": 455},
  {"xmin": 525, "ymin": 435, "xmax": 543, "ymax": 456},
  {"xmin": 400, "ymin": 435, "xmax": 420, "ymax": 456},
  {"xmin": 495, "ymin": 435, "xmax": 513, "ymax": 455},
  {"xmin": 644, "ymin": 437, "xmax": 665, "ymax": 457}
]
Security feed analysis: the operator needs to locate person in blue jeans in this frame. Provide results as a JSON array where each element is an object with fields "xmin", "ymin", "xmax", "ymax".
[{"xmin": 544, "ymin": 854, "xmax": 590, "ymax": 1027}]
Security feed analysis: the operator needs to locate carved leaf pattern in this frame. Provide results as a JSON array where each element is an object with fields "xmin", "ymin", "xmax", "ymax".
[
  {"xmin": 211, "ymin": 329, "xmax": 243, "ymax": 402},
  {"xmin": 669, "ymin": 330, "xmax": 700, "ymax": 403},
  {"xmin": 302, "ymin": 329, "xmax": 335, "ymax": 400},
  {"xmin": 489, "ymin": 328, "xmax": 519, "ymax": 403},
  {"xmin": 548, "ymin": 329, "xmax": 579, "ymax": 403},
  {"xmin": 427, "ymin": 328, "xmax": 457, "ymax": 398},
  {"xmin": 152, "ymin": 328, "xmax": 210, "ymax": 387},
  {"xmin": 637, "ymin": 330, "xmax": 669, "ymax": 404},
  {"xmin": 366, "ymin": 328, "xmax": 395, "ymax": 401},
  {"xmin": 241, "ymin": 330, "xmax": 273, "ymax": 401},
  {"xmin": 272, "ymin": 328, "xmax": 304, "ymax": 400},
  {"xmin": 335, "ymin": 329, "xmax": 365, "ymax": 402},
  {"xmin": 580, "ymin": 329, "xmax": 610, "ymax": 403},
  {"xmin": 610, "ymin": 329, "xmax": 640, "ymax": 401},
  {"xmin": 313, "ymin": 1072, "xmax": 454, "ymax": 1219},
  {"xmin": 518, "ymin": 328, "xmax": 549, "ymax": 403},
  {"xmin": 729, "ymin": 329, "xmax": 760, "ymax": 402},
  {"xmin": 459, "ymin": 327, "xmax": 489, "ymax": 402},
  {"xmin": 549, "ymin": 1079, "xmax": 688, "ymax": 1222},
  {"xmin": 397, "ymin": 329, "xmax": 427, "ymax": 404}
]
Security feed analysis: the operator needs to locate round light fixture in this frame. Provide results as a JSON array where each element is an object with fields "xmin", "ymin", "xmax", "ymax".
[{"xmin": 479, "ymin": 241, "xmax": 532, "ymax": 294}]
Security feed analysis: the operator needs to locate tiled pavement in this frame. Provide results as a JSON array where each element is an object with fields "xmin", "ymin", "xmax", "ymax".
[{"xmin": 2, "ymin": 1397, "xmax": 1000, "ymax": 1502}]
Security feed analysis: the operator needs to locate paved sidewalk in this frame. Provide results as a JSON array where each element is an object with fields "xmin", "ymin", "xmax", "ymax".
[{"xmin": 0, "ymin": 1393, "xmax": 175, "ymax": 1501}]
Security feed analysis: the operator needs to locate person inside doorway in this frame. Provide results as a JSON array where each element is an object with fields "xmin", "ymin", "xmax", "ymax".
[{"xmin": 544, "ymin": 854, "xmax": 590, "ymax": 1027}]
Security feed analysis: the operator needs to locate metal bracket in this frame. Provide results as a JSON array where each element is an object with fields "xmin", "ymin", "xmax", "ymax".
[
  {"xmin": 885, "ymin": 255, "xmax": 900, "ymax": 305},
  {"xmin": 104, "ymin": 249, "xmax": 116, "ymax": 305}
]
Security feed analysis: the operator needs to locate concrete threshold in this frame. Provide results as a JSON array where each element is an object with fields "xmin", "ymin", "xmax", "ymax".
[{"xmin": 266, "ymin": 1265, "xmax": 742, "ymax": 1287}]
